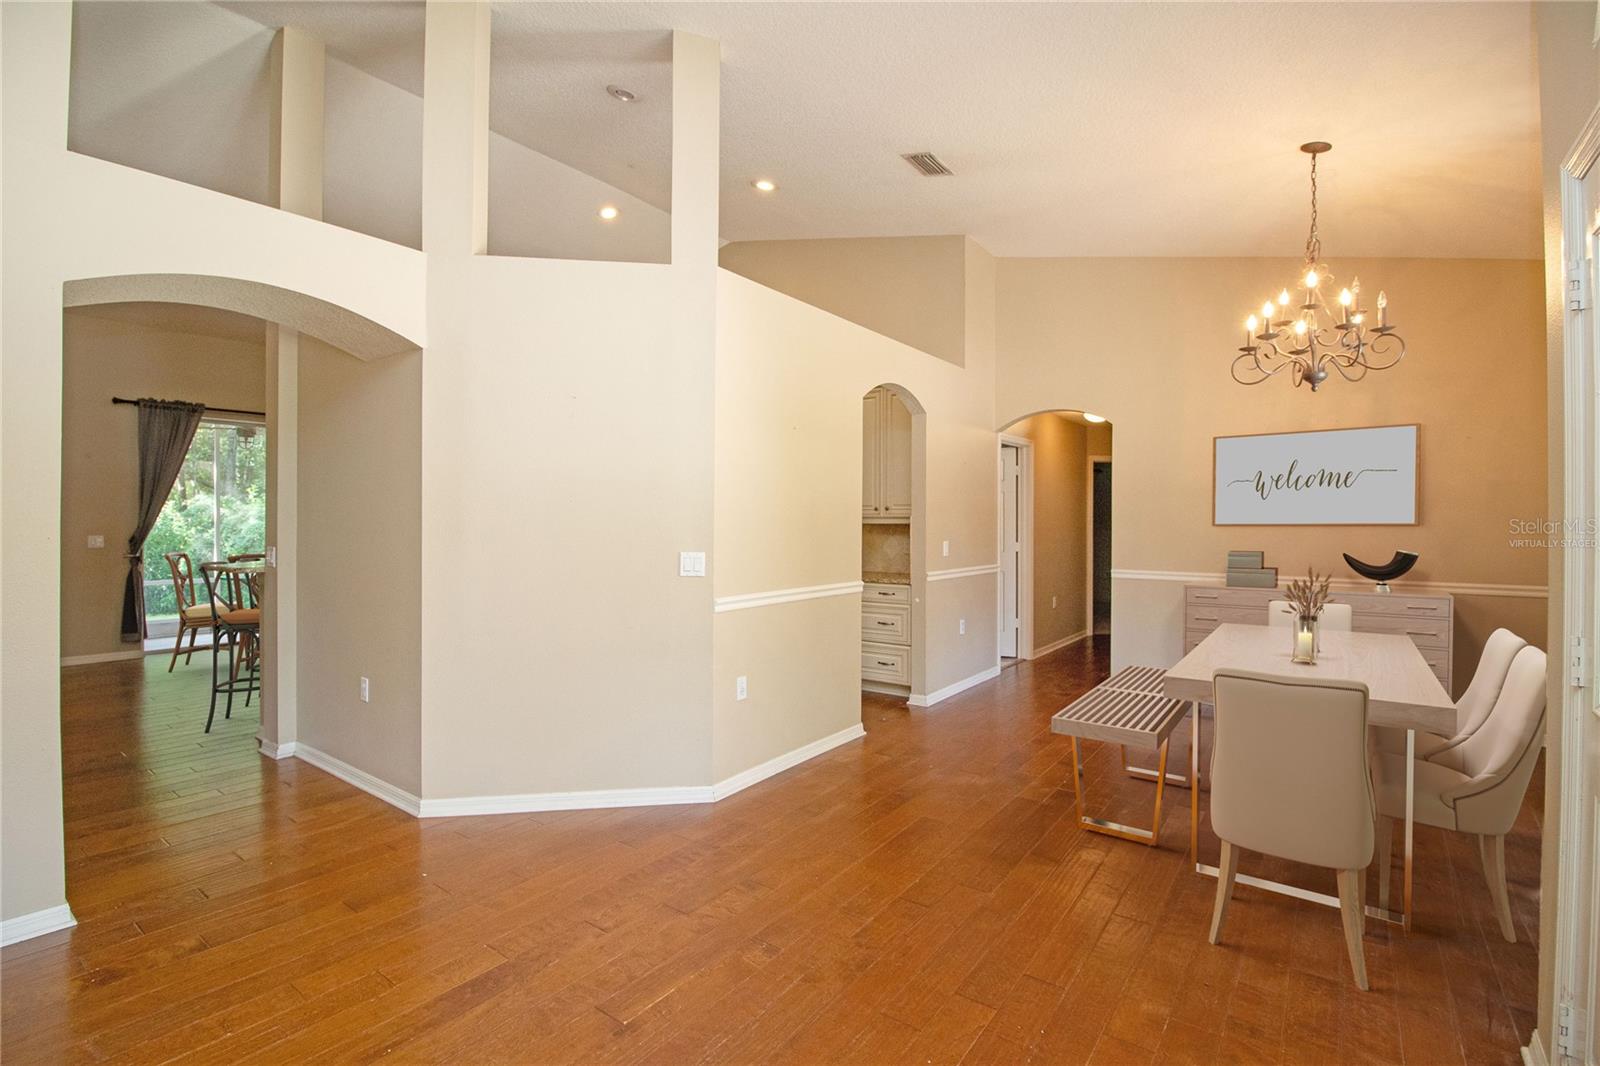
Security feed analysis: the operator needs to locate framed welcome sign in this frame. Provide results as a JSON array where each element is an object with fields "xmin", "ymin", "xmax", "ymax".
[{"xmin": 1214, "ymin": 424, "xmax": 1419, "ymax": 526}]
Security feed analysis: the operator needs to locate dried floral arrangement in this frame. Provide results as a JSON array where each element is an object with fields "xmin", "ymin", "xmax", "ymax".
[{"xmin": 1283, "ymin": 570, "xmax": 1333, "ymax": 619}]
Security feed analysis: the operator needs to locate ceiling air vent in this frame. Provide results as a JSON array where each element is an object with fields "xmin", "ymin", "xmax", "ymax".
[{"xmin": 901, "ymin": 152, "xmax": 953, "ymax": 177}]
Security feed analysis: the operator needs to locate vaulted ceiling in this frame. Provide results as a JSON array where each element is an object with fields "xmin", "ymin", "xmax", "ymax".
[{"xmin": 178, "ymin": 2, "xmax": 1546, "ymax": 257}]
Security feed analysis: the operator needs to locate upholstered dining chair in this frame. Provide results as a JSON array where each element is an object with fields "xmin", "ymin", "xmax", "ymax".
[
  {"xmin": 1373, "ymin": 644, "xmax": 1547, "ymax": 942},
  {"xmin": 198, "ymin": 562, "xmax": 261, "ymax": 732},
  {"xmin": 162, "ymin": 552, "xmax": 214, "ymax": 671},
  {"xmin": 1267, "ymin": 599, "xmax": 1353, "ymax": 633},
  {"xmin": 1207, "ymin": 669, "xmax": 1375, "ymax": 990},
  {"xmin": 1378, "ymin": 627, "xmax": 1528, "ymax": 758}
]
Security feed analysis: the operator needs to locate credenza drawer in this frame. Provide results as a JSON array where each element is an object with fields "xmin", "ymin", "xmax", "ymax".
[
  {"xmin": 861, "ymin": 641, "xmax": 910, "ymax": 684},
  {"xmin": 861, "ymin": 603, "xmax": 910, "ymax": 645},
  {"xmin": 1186, "ymin": 603, "xmax": 1270, "ymax": 629},
  {"xmin": 1354, "ymin": 614, "xmax": 1451, "ymax": 649},
  {"xmin": 862, "ymin": 583, "xmax": 911, "ymax": 605},
  {"xmin": 1338, "ymin": 594, "xmax": 1451, "ymax": 620}
]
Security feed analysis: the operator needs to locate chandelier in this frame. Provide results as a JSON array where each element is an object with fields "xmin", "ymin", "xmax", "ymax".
[{"xmin": 1232, "ymin": 142, "xmax": 1405, "ymax": 391}]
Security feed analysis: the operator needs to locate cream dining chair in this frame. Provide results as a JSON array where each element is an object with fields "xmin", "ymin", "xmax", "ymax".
[
  {"xmin": 1377, "ymin": 627, "xmax": 1528, "ymax": 758},
  {"xmin": 1373, "ymin": 644, "xmax": 1546, "ymax": 942},
  {"xmin": 1266, "ymin": 599, "xmax": 1353, "ymax": 633},
  {"xmin": 1207, "ymin": 669, "xmax": 1375, "ymax": 990}
]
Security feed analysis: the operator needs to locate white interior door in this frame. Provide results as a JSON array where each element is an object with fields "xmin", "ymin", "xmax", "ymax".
[
  {"xmin": 1001, "ymin": 444, "xmax": 1020, "ymax": 658},
  {"xmin": 1557, "ymin": 140, "xmax": 1600, "ymax": 1066}
]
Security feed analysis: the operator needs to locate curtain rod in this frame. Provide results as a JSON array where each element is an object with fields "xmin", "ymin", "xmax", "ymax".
[{"xmin": 112, "ymin": 396, "xmax": 265, "ymax": 418}]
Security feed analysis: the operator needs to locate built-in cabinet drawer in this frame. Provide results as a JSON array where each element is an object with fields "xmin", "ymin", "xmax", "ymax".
[
  {"xmin": 862, "ymin": 603, "xmax": 910, "ymax": 644},
  {"xmin": 1185, "ymin": 603, "xmax": 1270, "ymax": 629},
  {"xmin": 862, "ymin": 583, "xmax": 911, "ymax": 605},
  {"xmin": 862, "ymin": 641, "xmax": 911, "ymax": 684}
]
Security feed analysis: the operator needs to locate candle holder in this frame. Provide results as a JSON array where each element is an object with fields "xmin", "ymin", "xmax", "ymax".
[{"xmin": 1291, "ymin": 613, "xmax": 1320, "ymax": 665}]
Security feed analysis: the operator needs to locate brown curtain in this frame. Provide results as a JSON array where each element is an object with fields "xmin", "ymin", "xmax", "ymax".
[{"xmin": 121, "ymin": 399, "xmax": 207, "ymax": 643}]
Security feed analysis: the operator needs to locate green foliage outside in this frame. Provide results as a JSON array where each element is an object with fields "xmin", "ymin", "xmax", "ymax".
[{"xmin": 142, "ymin": 423, "xmax": 266, "ymax": 619}]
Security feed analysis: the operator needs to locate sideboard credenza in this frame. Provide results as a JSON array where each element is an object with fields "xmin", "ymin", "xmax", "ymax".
[{"xmin": 1183, "ymin": 584, "xmax": 1453, "ymax": 693}]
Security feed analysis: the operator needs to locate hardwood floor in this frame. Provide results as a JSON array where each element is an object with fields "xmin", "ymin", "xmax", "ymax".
[{"xmin": 2, "ymin": 641, "xmax": 1540, "ymax": 1064}]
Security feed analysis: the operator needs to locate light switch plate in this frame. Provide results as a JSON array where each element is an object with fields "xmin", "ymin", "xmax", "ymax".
[
  {"xmin": 266, "ymin": 546, "xmax": 277, "ymax": 567},
  {"xmin": 86, "ymin": 534, "xmax": 105, "ymax": 549},
  {"xmin": 359, "ymin": 677, "xmax": 370, "ymax": 703},
  {"xmin": 959, "ymin": 618, "xmax": 966, "ymax": 635},
  {"xmin": 679, "ymin": 551, "xmax": 706, "ymax": 577},
  {"xmin": 941, "ymin": 540, "xmax": 950, "ymax": 557}
]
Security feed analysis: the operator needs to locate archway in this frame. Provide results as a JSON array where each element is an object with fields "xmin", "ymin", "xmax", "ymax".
[
  {"xmin": 861, "ymin": 382, "xmax": 927, "ymax": 703},
  {"xmin": 996, "ymin": 408, "xmax": 1114, "ymax": 663}
]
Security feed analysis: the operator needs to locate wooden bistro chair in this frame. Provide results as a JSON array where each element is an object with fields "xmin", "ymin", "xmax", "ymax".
[
  {"xmin": 198, "ymin": 562, "xmax": 261, "ymax": 732},
  {"xmin": 1051, "ymin": 674, "xmax": 1192, "ymax": 846},
  {"xmin": 1207, "ymin": 669, "xmax": 1375, "ymax": 990},
  {"xmin": 163, "ymin": 552, "xmax": 214, "ymax": 671}
]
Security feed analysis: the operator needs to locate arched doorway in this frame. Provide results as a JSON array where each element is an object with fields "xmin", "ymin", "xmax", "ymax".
[{"xmin": 996, "ymin": 408, "xmax": 1113, "ymax": 663}]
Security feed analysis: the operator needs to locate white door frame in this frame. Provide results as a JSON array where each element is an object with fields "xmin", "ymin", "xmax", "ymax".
[
  {"xmin": 1085, "ymin": 453, "xmax": 1111, "ymax": 639},
  {"xmin": 1548, "ymin": 101, "xmax": 1600, "ymax": 1066},
  {"xmin": 998, "ymin": 434, "xmax": 1034, "ymax": 659}
]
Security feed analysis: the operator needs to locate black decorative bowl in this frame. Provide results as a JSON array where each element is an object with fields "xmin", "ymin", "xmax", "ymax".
[{"xmin": 1342, "ymin": 551, "xmax": 1419, "ymax": 592}]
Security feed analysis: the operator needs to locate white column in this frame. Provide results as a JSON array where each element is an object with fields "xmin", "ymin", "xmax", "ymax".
[
  {"xmin": 260, "ymin": 26, "xmax": 321, "ymax": 754},
  {"xmin": 421, "ymin": 0, "xmax": 490, "ymax": 255}
]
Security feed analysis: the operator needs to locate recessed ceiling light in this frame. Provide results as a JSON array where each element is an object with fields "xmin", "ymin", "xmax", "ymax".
[
  {"xmin": 598, "ymin": 205, "xmax": 620, "ymax": 221},
  {"xmin": 752, "ymin": 179, "xmax": 777, "ymax": 193},
  {"xmin": 1082, "ymin": 412, "xmax": 1106, "ymax": 423},
  {"xmin": 606, "ymin": 84, "xmax": 637, "ymax": 102}
]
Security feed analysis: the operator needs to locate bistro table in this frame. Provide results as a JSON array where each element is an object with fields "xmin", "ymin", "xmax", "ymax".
[{"xmin": 1163, "ymin": 623, "xmax": 1456, "ymax": 930}]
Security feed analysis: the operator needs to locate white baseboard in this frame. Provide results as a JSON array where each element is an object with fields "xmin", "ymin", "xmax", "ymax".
[
  {"xmin": 296, "ymin": 725, "xmax": 864, "ymax": 820},
  {"xmin": 0, "ymin": 904, "xmax": 76, "ymax": 947},
  {"xmin": 1520, "ymin": 1030, "xmax": 1549, "ymax": 1066},
  {"xmin": 419, "ymin": 783, "xmax": 713, "ymax": 818},
  {"xmin": 293, "ymin": 744, "xmax": 422, "ymax": 816},
  {"xmin": 1030, "ymin": 630, "xmax": 1088, "ymax": 659},
  {"xmin": 258, "ymin": 737, "xmax": 297, "ymax": 760},
  {"xmin": 710, "ymin": 723, "xmax": 865, "ymax": 801},
  {"xmin": 59, "ymin": 650, "xmax": 144, "ymax": 667},
  {"xmin": 909, "ymin": 664, "xmax": 1003, "ymax": 708}
]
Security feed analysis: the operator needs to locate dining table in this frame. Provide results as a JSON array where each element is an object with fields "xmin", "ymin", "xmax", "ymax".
[{"xmin": 1162, "ymin": 622, "xmax": 1456, "ymax": 930}]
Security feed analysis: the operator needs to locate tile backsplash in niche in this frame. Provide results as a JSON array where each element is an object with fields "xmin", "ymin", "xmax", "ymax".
[{"xmin": 862, "ymin": 523, "xmax": 911, "ymax": 577}]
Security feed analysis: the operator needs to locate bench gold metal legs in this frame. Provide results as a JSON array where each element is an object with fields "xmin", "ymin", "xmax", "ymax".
[
  {"xmin": 1119, "ymin": 744, "xmax": 1192, "ymax": 787},
  {"xmin": 1071, "ymin": 734, "xmax": 1172, "ymax": 846}
]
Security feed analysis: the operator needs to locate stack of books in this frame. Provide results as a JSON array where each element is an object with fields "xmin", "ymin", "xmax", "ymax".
[{"xmin": 1226, "ymin": 551, "xmax": 1278, "ymax": 588}]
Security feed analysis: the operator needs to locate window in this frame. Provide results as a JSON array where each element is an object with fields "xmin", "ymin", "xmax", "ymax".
[{"xmin": 142, "ymin": 419, "xmax": 267, "ymax": 627}]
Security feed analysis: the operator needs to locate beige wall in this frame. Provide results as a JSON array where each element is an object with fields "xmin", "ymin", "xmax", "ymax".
[
  {"xmin": 714, "ymin": 264, "xmax": 1000, "ymax": 774},
  {"xmin": 1533, "ymin": 0, "xmax": 1600, "ymax": 1052},
  {"xmin": 720, "ymin": 236, "xmax": 969, "ymax": 367},
  {"xmin": 296, "ymin": 336, "xmax": 422, "ymax": 793},
  {"xmin": 997, "ymin": 256, "xmax": 1548, "ymax": 688},
  {"xmin": 59, "ymin": 311, "xmax": 267, "ymax": 660},
  {"xmin": 1004, "ymin": 413, "xmax": 1090, "ymax": 652}
]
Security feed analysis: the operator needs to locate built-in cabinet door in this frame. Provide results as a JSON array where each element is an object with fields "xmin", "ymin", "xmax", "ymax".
[
  {"xmin": 862, "ymin": 389, "xmax": 883, "ymax": 517},
  {"xmin": 881, "ymin": 391, "xmax": 913, "ymax": 518}
]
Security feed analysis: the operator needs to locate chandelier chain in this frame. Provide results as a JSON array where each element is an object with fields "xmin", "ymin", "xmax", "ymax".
[{"xmin": 1304, "ymin": 150, "xmax": 1321, "ymax": 263}]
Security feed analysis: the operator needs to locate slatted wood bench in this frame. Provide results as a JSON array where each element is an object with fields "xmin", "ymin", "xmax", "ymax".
[
  {"xmin": 1104, "ymin": 666, "xmax": 1195, "ymax": 788},
  {"xmin": 1051, "ymin": 669, "xmax": 1192, "ymax": 847}
]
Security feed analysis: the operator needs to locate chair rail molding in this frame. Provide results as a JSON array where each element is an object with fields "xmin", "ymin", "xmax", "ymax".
[
  {"xmin": 713, "ymin": 580, "xmax": 863, "ymax": 613},
  {"xmin": 1111, "ymin": 568, "xmax": 1547, "ymax": 600},
  {"xmin": 926, "ymin": 564, "xmax": 1001, "ymax": 582}
]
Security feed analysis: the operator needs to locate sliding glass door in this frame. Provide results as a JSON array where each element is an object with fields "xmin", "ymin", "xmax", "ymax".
[{"xmin": 142, "ymin": 419, "xmax": 267, "ymax": 632}]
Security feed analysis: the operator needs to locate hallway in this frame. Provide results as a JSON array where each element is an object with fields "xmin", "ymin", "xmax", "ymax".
[{"xmin": 1, "ymin": 643, "xmax": 1540, "ymax": 1064}]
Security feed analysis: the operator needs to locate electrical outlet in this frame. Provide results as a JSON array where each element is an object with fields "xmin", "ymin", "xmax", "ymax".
[
  {"xmin": 266, "ymin": 546, "xmax": 277, "ymax": 567},
  {"xmin": 736, "ymin": 676, "xmax": 748, "ymax": 701},
  {"xmin": 359, "ymin": 677, "xmax": 370, "ymax": 703},
  {"xmin": 86, "ymin": 534, "xmax": 105, "ymax": 549},
  {"xmin": 959, "ymin": 618, "xmax": 966, "ymax": 635},
  {"xmin": 941, "ymin": 540, "xmax": 950, "ymax": 557},
  {"xmin": 1051, "ymin": 595, "xmax": 1057, "ymax": 609}
]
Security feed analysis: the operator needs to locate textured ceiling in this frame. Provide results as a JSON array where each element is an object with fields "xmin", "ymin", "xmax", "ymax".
[
  {"xmin": 216, "ymin": 2, "xmax": 1543, "ymax": 257},
  {"xmin": 66, "ymin": 302, "xmax": 268, "ymax": 345}
]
